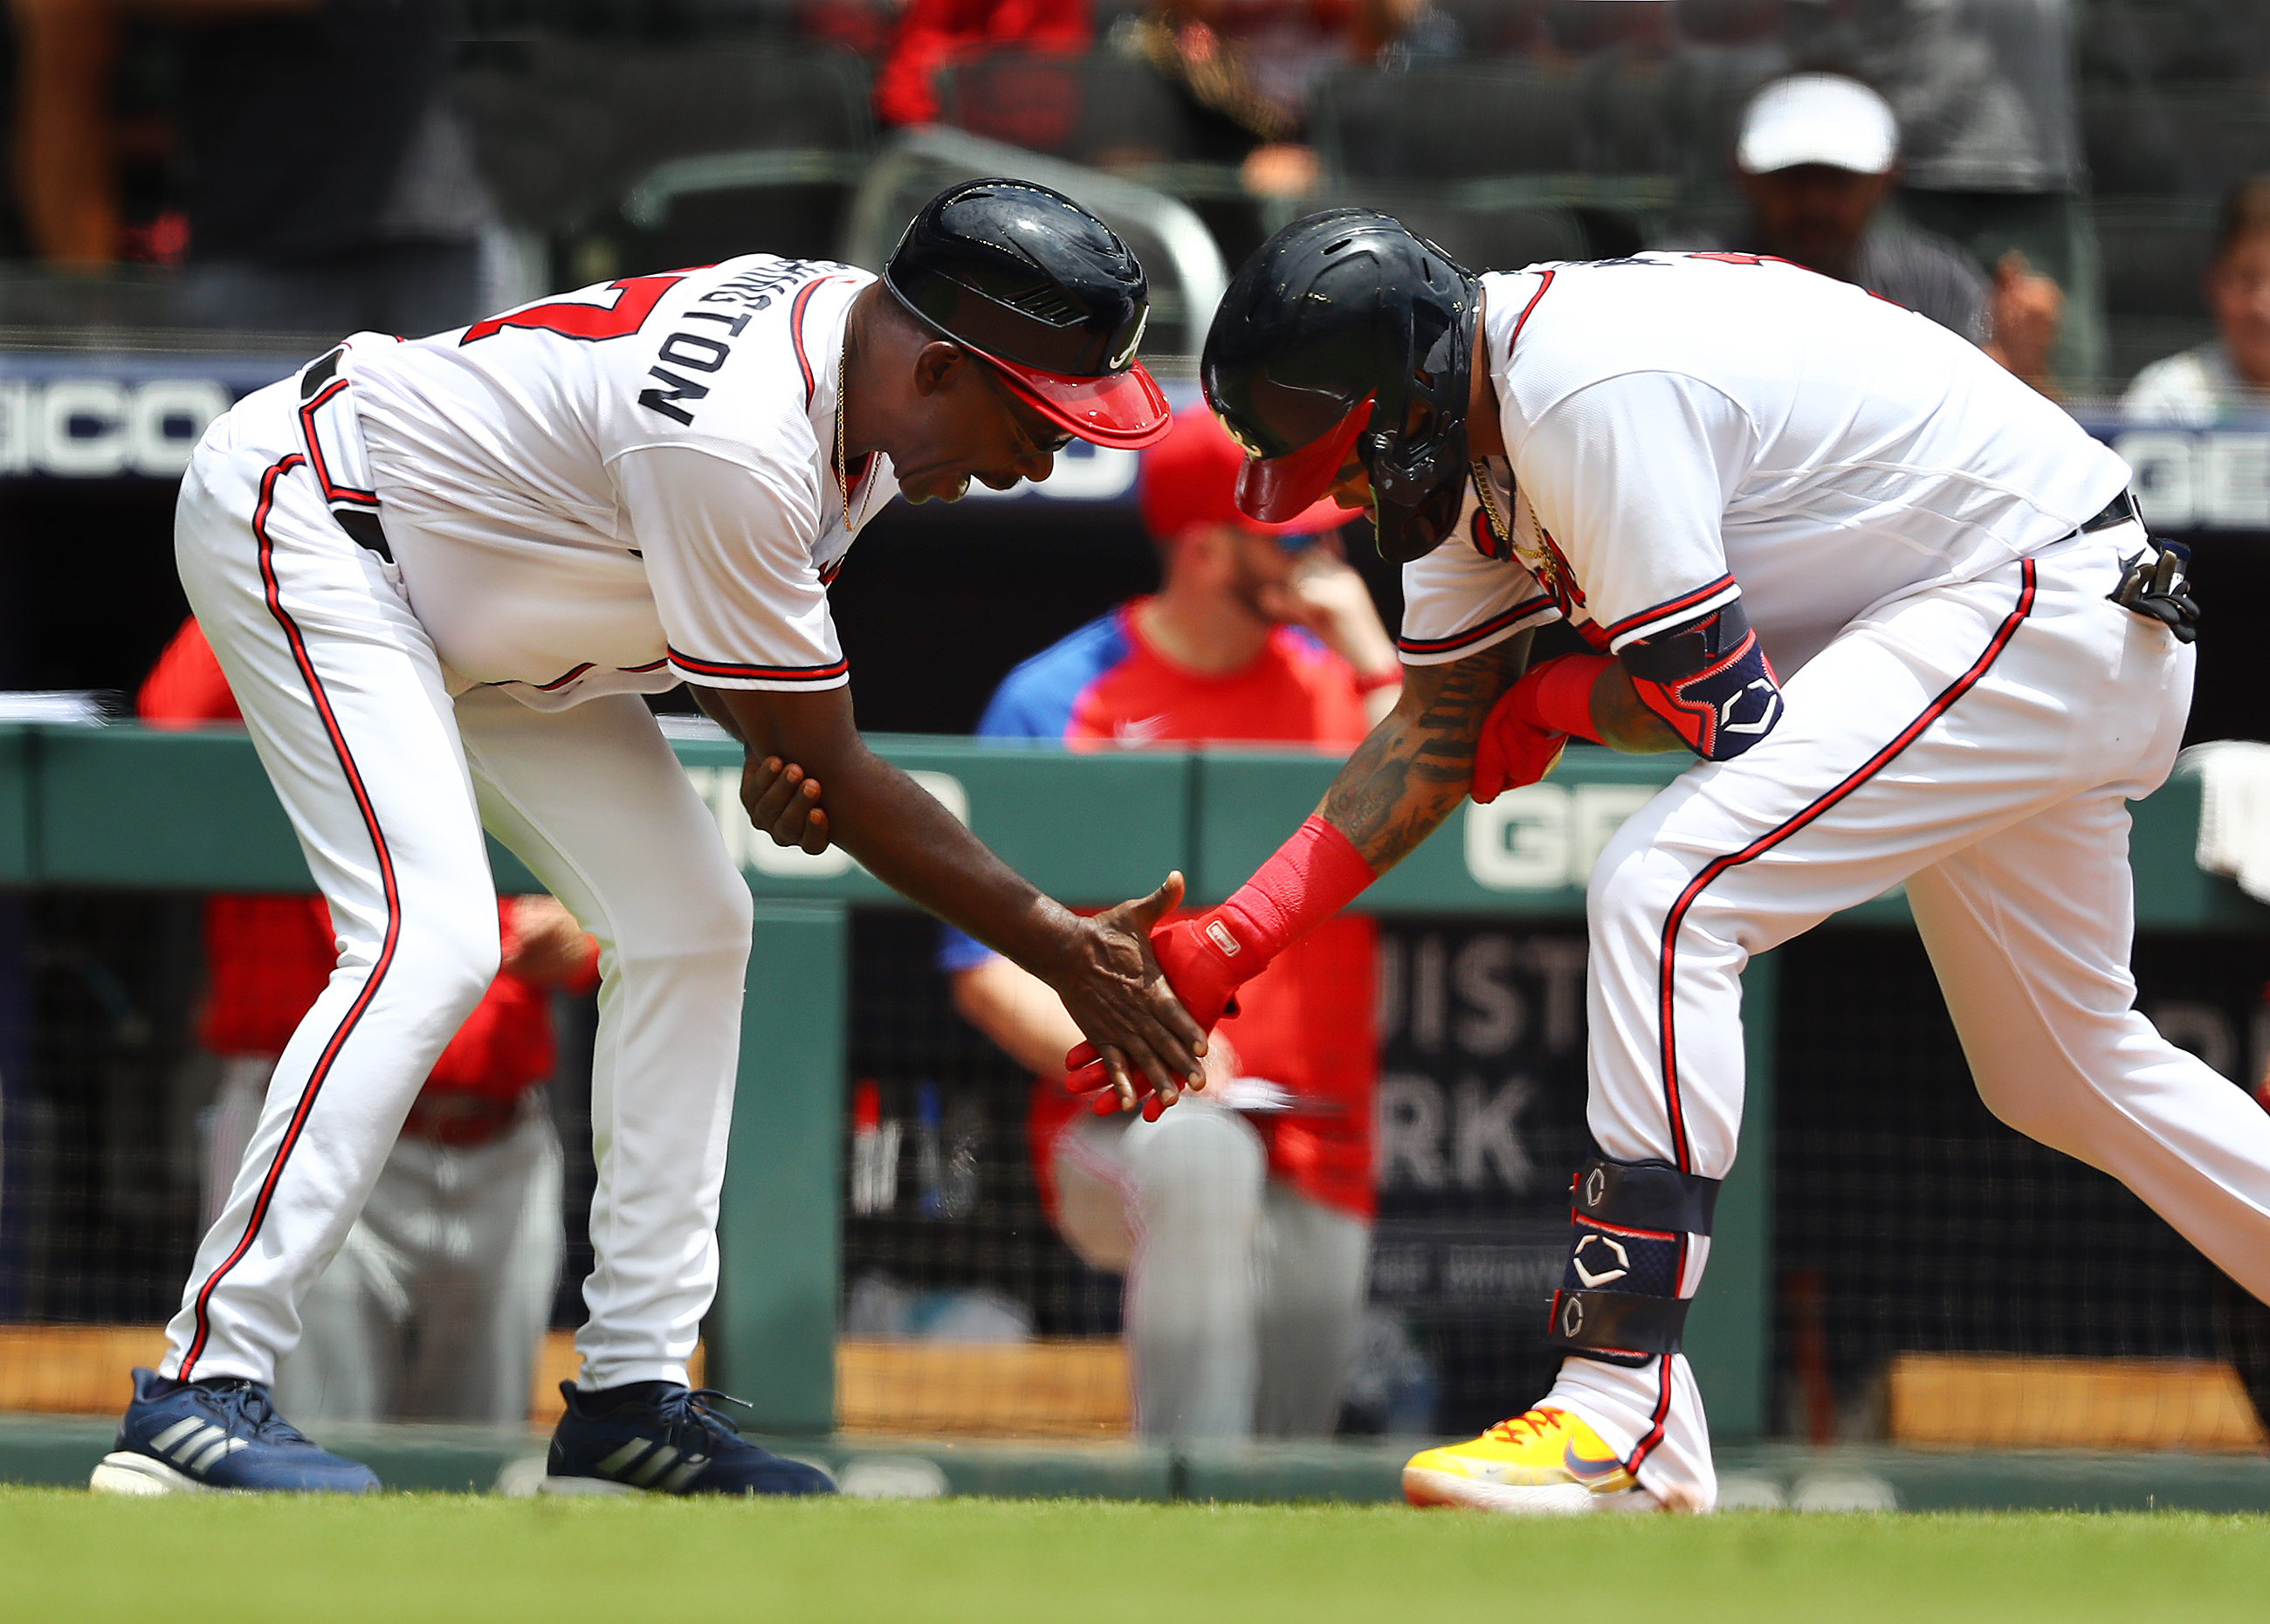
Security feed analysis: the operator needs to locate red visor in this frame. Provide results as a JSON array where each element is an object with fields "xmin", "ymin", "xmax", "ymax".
[
  {"xmin": 988, "ymin": 354, "xmax": 1173, "ymax": 450},
  {"xmin": 1231, "ymin": 393, "xmax": 1375, "ymax": 524}
]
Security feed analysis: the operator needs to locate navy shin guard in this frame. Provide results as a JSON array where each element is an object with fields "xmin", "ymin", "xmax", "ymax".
[{"xmin": 1545, "ymin": 1155, "xmax": 1720, "ymax": 1368}]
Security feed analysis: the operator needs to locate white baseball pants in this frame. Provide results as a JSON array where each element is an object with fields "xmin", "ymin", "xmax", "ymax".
[
  {"xmin": 206, "ymin": 1064, "xmax": 562, "ymax": 1424},
  {"xmin": 1053, "ymin": 1102, "xmax": 1371, "ymax": 1440},
  {"xmin": 164, "ymin": 378, "xmax": 752, "ymax": 1393},
  {"xmin": 1543, "ymin": 527, "xmax": 2270, "ymax": 1511}
]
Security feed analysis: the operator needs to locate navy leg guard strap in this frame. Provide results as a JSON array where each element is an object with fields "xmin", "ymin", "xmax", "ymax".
[{"xmin": 1547, "ymin": 1155, "xmax": 1721, "ymax": 1368}]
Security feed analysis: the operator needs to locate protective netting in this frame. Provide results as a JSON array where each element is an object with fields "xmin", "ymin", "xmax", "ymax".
[
  {"xmin": 1774, "ymin": 926, "xmax": 2270, "ymax": 1450},
  {"xmin": 2, "ymin": 888, "xmax": 2265, "ymax": 1449}
]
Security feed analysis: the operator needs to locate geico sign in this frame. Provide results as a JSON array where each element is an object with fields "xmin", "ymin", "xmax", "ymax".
[
  {"xmin": 2116, "ymin": 430, "xmax": 2270, "ymax": 530},
  {"xmin": 1463, "ymin": 782, "xmax": 1659, "ymax": 891},
  {"xmin": 0, "ymin": 378, "xmax": 233, "ymax": 478}
]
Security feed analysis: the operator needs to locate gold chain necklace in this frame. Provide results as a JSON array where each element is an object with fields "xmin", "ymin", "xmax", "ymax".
[
  {"xmin": 1469, "ymin": 458, "xmax": 1512, "ymax": 550},
  {"xmin": 835, "ymin": 327, "xmax": 859, "ymax": 533}
]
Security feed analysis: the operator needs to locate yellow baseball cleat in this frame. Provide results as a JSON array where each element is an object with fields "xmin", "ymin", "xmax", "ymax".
[{"xmin": 1402, "ymin": 1407, "xmax": 1634, "ymax": 1514}]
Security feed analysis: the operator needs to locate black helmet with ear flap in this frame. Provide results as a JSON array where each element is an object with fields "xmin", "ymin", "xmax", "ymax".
[{"xmin": 1200, "ymin": 210, "xmax": 1479, "ymax": 562}]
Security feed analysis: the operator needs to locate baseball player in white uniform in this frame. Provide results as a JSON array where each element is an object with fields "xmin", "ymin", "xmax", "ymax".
[
  {"xmin": 1071, "ymin": 212, "xmax": 2260, "ymax": 1513},
  {"xmin": 93, "ymin": 180, "xmax": 1207, "ymax": 1496}
]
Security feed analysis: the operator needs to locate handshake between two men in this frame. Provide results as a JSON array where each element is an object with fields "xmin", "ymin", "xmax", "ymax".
[{"xmin": 726, "ymin": 638, "xmax": 1631, "ymax": 1118}]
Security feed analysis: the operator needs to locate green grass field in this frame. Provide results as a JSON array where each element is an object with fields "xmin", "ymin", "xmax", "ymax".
[{"xmin": 3, "ymin": 1491, "xmax": 2266, "ymax": 1623}]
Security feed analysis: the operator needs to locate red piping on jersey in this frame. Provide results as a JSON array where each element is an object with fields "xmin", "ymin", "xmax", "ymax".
[
  {"xmin": 179, "ymin": 453, "xmax": 405, "ymax": 1380},
  {"xmin": 532, "ymin": 663, "xmax": 596, "ymax": 692},
  {"xmin": 1602, "ymin": 575, "xmax": 1738, "ymax": 645},
  {"xmin": 668, "ymin": 647, "xmax": 850, "ymax": 683},
  {"xmin": 1647, "ymin": 558, "xmax": 2039, "ymax": 1176},
  {"xmin": 1505, "ymin": 268, "xmax": 1557, "ymax": 356},
  {"xmin": 295, "ymin": 377, "xmax": 378, "ymax": 511},
  {"xmin": 788, "ymin": 275, "xmax": 850, "ymax": 409},
  {"xmin": 1396, "ymin": 594, "xmax": 1556, "ymax": 656}
]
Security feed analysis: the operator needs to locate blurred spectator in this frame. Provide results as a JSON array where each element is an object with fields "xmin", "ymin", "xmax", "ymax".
[
  {"xmin": 874, "ymin": 0, "xmax": 1091, "ymax": 127},
  {"xmin": 10, "ymin": 0, "xmax": 498, "ymax": 334},
  {"xmin": 1681, "ymin": 72, "xmax": 2061, "ymax": 388},
  {"xmin": 800, "ymin": 0, "xmax": 905, "ymax": 59},
  {"xmin": 2122, "ymin": 179, "xmax": 2270, "ymax": 424},
  {"xmin": 1129, "ymin": 1, "xmax": 1451, "ymax": 196},
  {"xmin": 140, "ymin": 619, "xmax": 596, "ymax": 1424},
  {"xmin": 10, "ymin": 0, "xmax": 120, "ymax": 265},
  {"xmin": 942, "ymin": 404, "xmax": 1397, "ymax": 1441}
]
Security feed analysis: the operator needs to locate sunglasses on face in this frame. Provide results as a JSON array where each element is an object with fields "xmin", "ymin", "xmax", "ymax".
[{"xmin": 977, "ymin": 361, "xmax": 1076, "ymax": 458}]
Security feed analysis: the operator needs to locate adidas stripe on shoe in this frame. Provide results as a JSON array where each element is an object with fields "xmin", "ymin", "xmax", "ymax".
[
  {"xmin": 543, "ymin": 1381, "xmax": 834, "ymax": 1497},
  {"xmin": 92, "ymin": 1367, "xmax": 379, "ymax": 1495}
]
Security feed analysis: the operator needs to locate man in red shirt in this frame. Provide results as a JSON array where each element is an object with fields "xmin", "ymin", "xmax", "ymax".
[
  {"xmin": 939, "ymin": 403, "xmax": 1399, "ymax": 1437},
  {"xmin": 141, "ymin": 621, "xmax": 598, "ymax": 1424}
]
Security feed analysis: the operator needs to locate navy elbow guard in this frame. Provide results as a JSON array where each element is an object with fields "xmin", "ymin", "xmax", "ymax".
[
  {"xmin": 1620, "ymin": 598, "xmax": 1781, "ymax": 760},
  {"xmin": 1546, "ymin": 1155, "xmax": 1721, "ymax": 1367}
]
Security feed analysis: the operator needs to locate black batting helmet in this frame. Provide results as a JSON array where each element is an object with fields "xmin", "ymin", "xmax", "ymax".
[
  {"xmin": 1202, "ymin": 210, "xmax": 1480, "ymax": 561},
  {"xmin": 885, "ymin": 178, "xmax": 1171, "ymax": 449}
]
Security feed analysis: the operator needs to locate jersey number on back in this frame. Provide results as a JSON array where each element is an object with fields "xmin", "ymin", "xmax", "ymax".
[{"xmin": 459, "ymin": 274, "xmax": 690, "ymax": 346}]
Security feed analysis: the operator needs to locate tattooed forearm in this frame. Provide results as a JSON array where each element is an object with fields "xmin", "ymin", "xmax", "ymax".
[{"xmin": 1318, "ymin": 632, "xmax": 1533, "ymax": 871}]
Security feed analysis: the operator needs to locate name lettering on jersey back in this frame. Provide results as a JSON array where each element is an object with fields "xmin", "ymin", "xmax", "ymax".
[
  {"xmin": 640, "ymin": 258, "xmax": 850, "ymax": 428},
  {"xmin": 639, "ymin": 310, "xmax": 749, "ymax": 427}
]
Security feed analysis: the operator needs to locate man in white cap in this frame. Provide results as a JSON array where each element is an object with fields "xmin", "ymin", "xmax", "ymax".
[{"xmin": 1718, "ymin": 72, "xmax": 2060, "ymax": 387}]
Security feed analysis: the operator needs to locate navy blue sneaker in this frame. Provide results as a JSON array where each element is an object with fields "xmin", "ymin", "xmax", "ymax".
[
  {"xmin": 543, "ymin": 1381, "xmax": 835, "ymax": 1496},
  {"xmin": 91, "ymin": 1367, "xmax": 380, "ymax": 1495}
]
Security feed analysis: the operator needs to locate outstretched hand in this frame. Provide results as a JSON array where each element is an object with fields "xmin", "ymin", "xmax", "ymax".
[
  {"xmin": 1063, "ymin": 898, "xmax": 1253, "ymax": 1120},
  {"xmin": 1049, "ymin": 872, "xmax": 1212, "ymax": 1119},
  {"xmin": 739, "ymin": 754, "xmax": 831, "ymax": 854}
]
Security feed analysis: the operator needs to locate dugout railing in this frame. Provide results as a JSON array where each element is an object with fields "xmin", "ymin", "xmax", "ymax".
[{"xmin": 0, "ymin": 722, "xmax": 2262, "ymax": 1446}]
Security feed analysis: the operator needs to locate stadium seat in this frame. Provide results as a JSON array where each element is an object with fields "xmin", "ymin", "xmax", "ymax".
[
  {"xmin": 2094, "ymin": 197, "xmax": 2219, "ymax": 386},
  {"xmin": 1310, "ymin": 187, "xmax": 1588, "ymax": 274},
  {"xmin": 839, "ymin": 127, "xmax": 1230, "ymax": 358},
  {"xmin": 932, "ymin": 49, "xmax": 1228, "ymax": 169},
  {"xmin": 1579, "ymin": 54, "xmax": 1680, "ymax": 178},
  {"xmin": 455, "ymin": 39, "xmax": 875, "ymax": 273},
  {"xmin": 2084, "ymin": 86, "xmax": 2270, "ymax": 200},
  {"xmin": 1309, "ymin": 62, "xmax": 1588, "ymax": 183}
]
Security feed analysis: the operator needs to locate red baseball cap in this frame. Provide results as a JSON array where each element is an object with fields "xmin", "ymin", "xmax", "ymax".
[{"xmin": 1139, "ymin": 403, "xmax": 1351, "ymax": 544}]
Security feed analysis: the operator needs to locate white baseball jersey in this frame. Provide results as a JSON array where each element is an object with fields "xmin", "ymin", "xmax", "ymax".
[
  {"xmin": 1398, "ymin": 253, "xmax": 2131, "ymax": 677},
  {"xmin": 336, "ymin": 257, "xmax": 897, "ymax": 711}
]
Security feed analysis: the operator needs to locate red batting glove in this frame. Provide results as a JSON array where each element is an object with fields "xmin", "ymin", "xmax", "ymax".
[
  {"xmin": 1472, "ymin": 701, "xmax": 1566, "ymax": 805},
  {"xmin": 1064, "ymin": 916, "xmax": 1249, "ymax": 1118},
  {"xmin": 1061, "ymin": 816, "xmax": 1375, "ymax": 1119}
]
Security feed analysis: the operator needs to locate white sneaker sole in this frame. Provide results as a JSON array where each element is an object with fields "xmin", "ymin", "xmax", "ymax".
[
  {"xmin": 91, "ymin": 1452, "xmax": 214, "ymax": 1497},
  {"xmin": 1402, "ymin": 1466, "xmax": 1599, "ymax": 1516},
  {"xmin": 540, "ymin": 1476, "xmax": 639, "ymax": 1497}
]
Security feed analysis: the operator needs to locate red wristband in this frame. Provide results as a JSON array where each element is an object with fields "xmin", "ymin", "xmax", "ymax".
[
  {"xmin": 1510, "ymin": 654, "xmax": 1612, "ymax": 745},
  {"xmin": 1210, "ymin": 815, "xmax": 1376, "ymax": 974}
]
